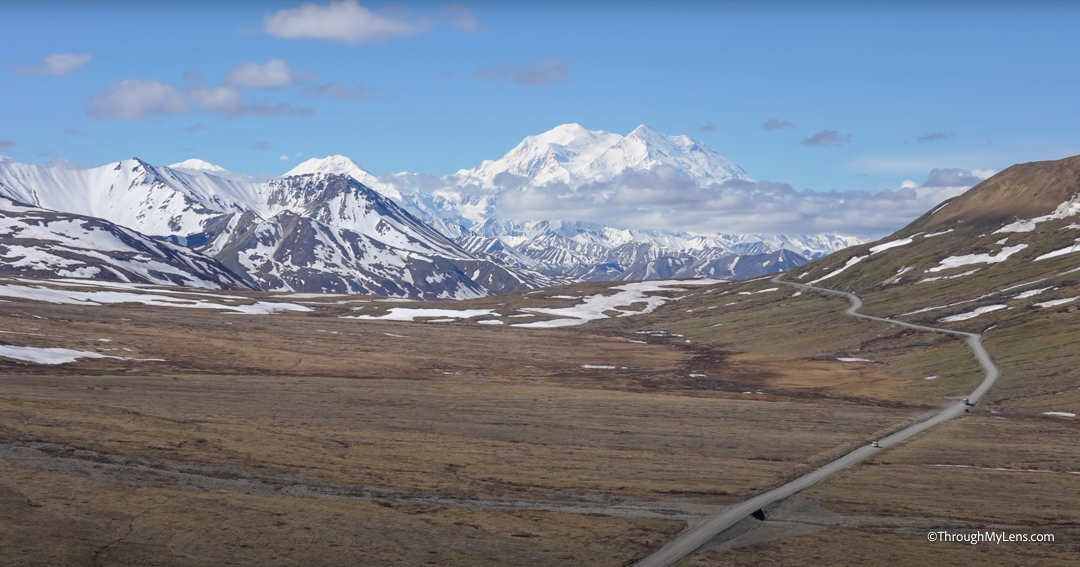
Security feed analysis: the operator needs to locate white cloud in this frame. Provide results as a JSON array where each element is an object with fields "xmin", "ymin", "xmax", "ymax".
[
  {"xmin": 922, "ymin": 167, "xmax": 990, "ymax": 187},
  {"xmin": 17, "ymin": 53, "xmax": 92, "ymax": 76},
  {"xmin": 801, "ymin": 130, "xmax": 852, "ymax": 147},
  {"xmin": 279, "ymin": 154, "xmax": 290, "ymax": 161},
  {"xmin": 265, "ymin": 0, "xmax": 429, "ymax": 43},
  {"xmin": 485, "ymin": 165, "xmax": 974, "ymax": 238},
  {"xmin": 90, "ymin": 80, "xmax": 313, "ymax": 120},
  {"xmin": 190, "ymin": 86, "xmax": 246, "ymax": 115},
  {"xmin": 224, "ymin": 59, "xmax": 310, "ymax": 89},
  {"xmin": 89, "ymin": 80, "xmax": 189, "ymax": 119}
]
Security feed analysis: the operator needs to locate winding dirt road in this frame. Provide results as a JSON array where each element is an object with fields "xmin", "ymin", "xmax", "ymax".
[{"xmin": 630, "ymin": 276, "xmax": 1001, "ymax": 567}]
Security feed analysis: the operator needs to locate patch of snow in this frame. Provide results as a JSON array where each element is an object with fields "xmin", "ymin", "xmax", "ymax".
[
  {"xmin": 513, "ymin": 279, "xmax": 721, "ymax": 328},
  {"xmin": 1012, "ymin": 287, "xmax": 1053, "ymax": 299},
  {"xmin": 995, "ymin": 196, "xmax": 1080, "ymax": 233},
  {"xmin": 810, "ymin": 255, "xmax": 867, "ymax": 284},
  {"xmin": 1042, "ymin": 411, "xmax": 1076, "ymax": 418},
  {"xmin": 343, "ymin": 307, "xmax": 494, "ymax": 322},
  {"xmin": 581, "ymin": 364, "xmax": 615, "ymax": 370},
  {"xmin": 836, "ymin": 357, "xmax": 872, "ymax": 362},
  {"xmin": 1034, "ymin": 297, "xmax": 1078, "ymax": 308},
  {"xmin": 476, "ymin": 319, "xmax": 503, "ymax": 325},
  {"xmin": 919, "ymin": 268, "xmax": 981, "ymax": 283},
  {"xmin": 938, "ymin": 304, "xmax": 1008, "ymax": 322},
  {"xmin": 0, "ymin": 283, "xmax": 308, "ymax": 314},
  {"xmin": 0, "ymin": 345, "xmax": 162, "ymax": 365},
  {"xmin": 754, "ymin": 287, "xmax": 778, "ymax": 293},
  {"xmin": 869, "ymin": 237, "xmax": 913, "ymax": 254},
  {"xmin": 1034, "ymin": 241, "xmax": 1080, "ymax": 261},
  {"xmin": 923, "ymin": 228, "xmax": 954, "ymax": 238},
  {"xmin": 924, "ymin": 375, "xmax": 938, "ymax": 380},
  {"xmin": 927, "ymin": 245, "xmax": 1027, "ymax": 272}
]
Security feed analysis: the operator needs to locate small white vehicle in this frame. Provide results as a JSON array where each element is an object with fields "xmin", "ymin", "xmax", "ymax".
[{"xmin": 871, "ymin": 441, "xmax": 880, "ymax": 448}]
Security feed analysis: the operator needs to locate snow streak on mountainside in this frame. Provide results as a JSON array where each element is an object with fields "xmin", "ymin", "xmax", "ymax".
[{"xmin": 0, "ymin": 197, "xmax": 251, "ymax": 289}]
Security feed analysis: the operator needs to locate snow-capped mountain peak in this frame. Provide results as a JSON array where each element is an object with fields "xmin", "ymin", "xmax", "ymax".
[
  {"xmin": 453, "ymin": 123, "xmax": 750, "ymax": 189},
  {"xmin": 285, "ymin": 155, "xmax": 379, "ymax": 185},
  {"xmin": 168, "ymin": 158, "xmax": 230, "ymax": 173},
  {"xmin": 588, "ymin": 124, "xmax": 751, "ymax": 183}
]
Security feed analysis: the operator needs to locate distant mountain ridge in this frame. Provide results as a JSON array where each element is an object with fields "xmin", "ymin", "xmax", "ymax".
[{"xmin": 0, "ymin": 124, "xmax": 865, "ymax": 295}]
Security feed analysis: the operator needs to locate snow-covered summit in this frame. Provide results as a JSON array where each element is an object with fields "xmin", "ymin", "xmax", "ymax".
[
  {"xmin": 168, "ymin": 158, "xmax": 229, "ymax": 174},
  {"xmin": 587, "ymin": 125, "xmax": 750, "ymax": 182},
  {"xmin": 285, "ymin": 155, "xmax": 380, "ymax": 186},
  {"xmin": 452, "ymin": 123, "xmax": 750, "ymax": 189}
]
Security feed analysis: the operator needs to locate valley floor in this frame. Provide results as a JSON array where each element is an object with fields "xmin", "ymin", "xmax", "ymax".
[{"xmin": 0, "ymin": 276, "xmax": 1075, "ymax": 565}]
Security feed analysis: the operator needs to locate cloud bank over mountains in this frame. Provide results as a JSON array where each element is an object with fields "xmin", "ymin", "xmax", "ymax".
[{"xmin": 488, "ymin": 166, "xmax": 981, "ymax": 237}]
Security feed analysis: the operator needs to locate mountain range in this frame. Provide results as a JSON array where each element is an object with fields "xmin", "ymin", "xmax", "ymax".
[{"xmin": 0, "ymin": 124, "xmax": 863, "ymax": 296}]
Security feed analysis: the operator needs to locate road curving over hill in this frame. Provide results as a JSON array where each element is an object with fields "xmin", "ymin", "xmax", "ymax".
[{"xmin": 630, "ymin": 274, "xmax": 1001, "ymax": 567}]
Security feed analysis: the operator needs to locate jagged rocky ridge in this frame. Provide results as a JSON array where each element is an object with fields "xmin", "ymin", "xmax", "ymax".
[{"xmin": 0, "ymin": 196, "xmax": 252, "ymax": 289}]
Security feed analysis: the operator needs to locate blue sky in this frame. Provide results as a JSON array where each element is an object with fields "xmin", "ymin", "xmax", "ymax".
[{"xmin": 2, "ymin": 0, "xmax": 1080, "ymax": 195}]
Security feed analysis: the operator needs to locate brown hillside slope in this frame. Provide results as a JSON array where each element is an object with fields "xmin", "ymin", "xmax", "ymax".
[{"xmin": 914, "ymin": 154, "xmax": 1080, "ymax": 230}]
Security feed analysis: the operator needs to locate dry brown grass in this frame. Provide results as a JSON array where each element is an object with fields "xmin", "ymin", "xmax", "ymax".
[
  {"xmin": 0, "ymin": 460, "xmax": 683, "ymax": 567},
  {"xmin": 0, "ymin": 285, "xmax": 936, "ymax": 566}
]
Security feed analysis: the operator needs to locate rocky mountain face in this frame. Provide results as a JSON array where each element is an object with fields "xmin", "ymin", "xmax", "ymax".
[
  {"xmin": 0, "ymin": 196, "xmax": 252, "ymax": 289},
  {"xmin": 0, "ymin": 158, "xmax": 550, "ymax": 298}
]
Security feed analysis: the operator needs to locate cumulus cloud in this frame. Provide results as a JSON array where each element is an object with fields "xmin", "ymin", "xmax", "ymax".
[
  {"xmin": 801, "ymin": 130, "xmax": 852, "ymax": 147},
  {"xmin": 921, "ymin": 167, "xmax": 989, "ymax": 187},
  {"xmin": 917, "ymin": 131, "xmax": 953, "ymax": 143},
  {"xmin": 89, "ymin": 80, "xmax": 189, "ymax": 119},
  {"xmin": 762, "ymin": 119, "xmax": 795, "ymax": 131},
  {"xmin": 17, "ymin": 53, "xmax": 92, "ymax": 76},
  {"xmin": 0, "ymin": 140, "xmax": 15, "ymax": 150},
  {"xmin": 224, "ymin": 59, "xmax": 311, "ymax": 88},
  {"xmin": 475, "ymin": 59, "xmax": 570, "ymax": 86},
  {"xmin": 190, "ymin": 86, "xmax": 246, "ymax": 115},
  {"xmin": 253, "ymin": 141, "xmax": 272, "ymax": 151},
  {"xmin": 304, "ymin": 82, "xmax": 374, "ymax": 100},
  {"xmin": 280, "ymin": 154, "xmax": 290, "ymax": 161},
  {"xmin": 487, "ymin": 165, "xmax": 972, "ymax": 238},
  {"xmin": 265, "ymin": 0, "xmax": 429, "ymax": 43},
  {"xmin": 90, "ymin": 80, "xmax": 313, "ymax": 120}
]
